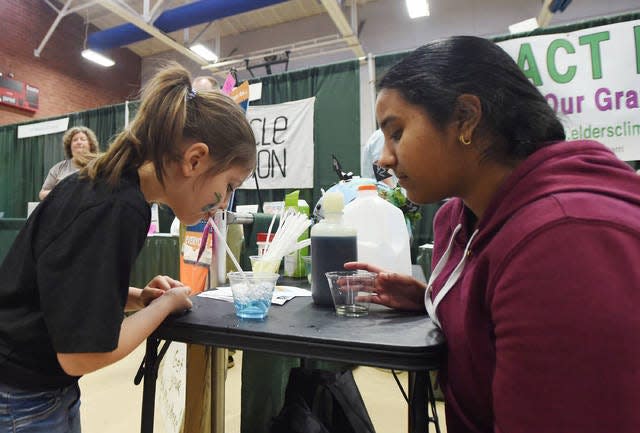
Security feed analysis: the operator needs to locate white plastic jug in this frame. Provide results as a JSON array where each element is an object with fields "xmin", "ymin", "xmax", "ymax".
[{"xmin": 343, "ymin": 185, "xmax": 412, "ymax": 275}]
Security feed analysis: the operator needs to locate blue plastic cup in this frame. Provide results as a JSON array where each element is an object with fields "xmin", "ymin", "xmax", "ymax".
[{"xmin": 227, "ymin": 271, "xmax": 279, "ymax": 319}]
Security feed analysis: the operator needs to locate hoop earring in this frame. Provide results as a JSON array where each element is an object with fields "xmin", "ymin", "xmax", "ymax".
[{"xmin": 459, "ymin": 134, "xmax": 471, "ymax": 146}]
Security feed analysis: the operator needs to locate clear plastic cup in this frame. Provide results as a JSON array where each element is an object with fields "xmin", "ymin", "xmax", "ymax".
[
  {"xmin": 302, "ymin": 255, "xmax": 312, "ymax": 284},
  {"xmin": 249, "ymin": 255, "xmax": 282, "ymax": 273},
  {"xmin": 325, "ymin": 270, "xmax": 376, "ymax": 317},
  {"xmin": 227, "ymin": 271, "xmax": 280, "ymax": 319}
]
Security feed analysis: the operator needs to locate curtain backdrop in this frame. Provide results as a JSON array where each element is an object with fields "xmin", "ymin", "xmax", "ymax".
[
  {"xmin": 0, "ymin": 103, "xmax": 127, "ymax": 218},
  {"xmin": 236, "ymin": 60, "xmax": 360, "ymax": 213},
  {"xmin": 4, "ymin": 12, "xmax": 636, "ymax": 219}
]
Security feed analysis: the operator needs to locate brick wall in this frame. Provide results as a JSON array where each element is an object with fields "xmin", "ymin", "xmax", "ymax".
[{"xmin": 0, "ymin": 0, "xmax": 141, "ymax": 126}]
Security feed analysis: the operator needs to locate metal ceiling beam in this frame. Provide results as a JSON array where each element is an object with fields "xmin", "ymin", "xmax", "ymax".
[
  {"xmin": 319, "ymin": 0, "xmax": 365, "ymax": 58},
  {"xmin": 34, "ymin": 0, "xmax": 75, "ymax": 57},
  {"xmin": 202, "ymin": 34, "xmax": 351, "ymax": 72},
  {"xmin": 144, "ymin": 0, "xmax": 167, "ymax": 23},
  {"xmin": 98, "ymin": 0, "xmax": 209, "ymax": 65}
]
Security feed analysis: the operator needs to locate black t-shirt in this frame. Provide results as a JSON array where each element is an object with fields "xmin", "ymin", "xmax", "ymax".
[{"xmin": 0, "ymin": 171, "xmax": 150, "ymax": 390}]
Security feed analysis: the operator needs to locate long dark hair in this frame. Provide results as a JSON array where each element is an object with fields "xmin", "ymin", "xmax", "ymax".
[
  {"xmin": 378, "ymin": 36, "xmax": 565, "ymax": 163},
  {"xmin": 86, "ymin": 62, "xmax": 255, "ymax": 187}
]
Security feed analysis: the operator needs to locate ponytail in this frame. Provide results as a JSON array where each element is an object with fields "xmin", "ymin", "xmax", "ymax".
[
  {"xmin": 85, "ymin": 61, "xmax": 255, "ymax": 188},
  {"xmin": 85, "ymin": 63, "xmax": 192, "ymax": 186}
]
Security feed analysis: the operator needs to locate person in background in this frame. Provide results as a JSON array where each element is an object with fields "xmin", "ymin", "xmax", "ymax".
[
  {"xmin": 347, "ymin": 36, "xmax": 640, "ymax": 433},
  {"xmin": 192, "ymin": 75, "xmax": 219, "ymax": 91},
  {"xmin": 361, "ymin": 128, "xmax": 396, "ymax": 186},
  {"xmin": 39, "ymin": 126, "xmax": 100, "ymax": 200},
  {"xmin": 0, "ymin": 62, "xmax": 256, "ymax": 432}
]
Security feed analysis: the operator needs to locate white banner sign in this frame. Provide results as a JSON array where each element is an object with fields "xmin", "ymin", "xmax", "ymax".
[
  {"xmin": 17, "ymin": 117, "xmax": 69, "ymax": 139},
  {"xmin": 241, "ymin": 97, "xmax": 315, "ymax": 189},
  {"xmin": 498, "ymin": 19, "xmax": 640, "ymax": 161}
]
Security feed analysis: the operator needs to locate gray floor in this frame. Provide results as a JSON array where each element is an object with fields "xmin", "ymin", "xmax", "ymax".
[{"xmin": 79, "ymin": 345, "xmax": 446, "ymax": 433}]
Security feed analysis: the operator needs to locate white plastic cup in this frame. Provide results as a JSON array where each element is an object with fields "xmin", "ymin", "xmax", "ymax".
[{"xmin": 250, "ymin": 255, "xmax": 281, "ymax": 273}]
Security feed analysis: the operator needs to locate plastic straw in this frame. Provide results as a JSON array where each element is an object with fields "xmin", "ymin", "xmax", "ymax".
[
  {"xmin": 261, "ymin": 211, "xmax": 311, "ymax": 262},
  {"xmin": 208, "ymin": 217, "xmax": 244, "ymax": 275},
  {"xmin": 264, "ymin": 209, "xmax": 279, "ymax": 255}
]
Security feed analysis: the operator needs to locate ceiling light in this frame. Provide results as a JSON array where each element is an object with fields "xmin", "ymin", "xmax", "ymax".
[
  {"xmin": 406, "ymin": 0, "xmax": 430, "ymax": 19},
  {"xmin": 190, "ymin": 44, "xmax": 219, "ymax": 63},
  {"xmin": 508, "ymin": 17, "xmax": 540, "ymax": 34},
  {"xmin": 81, "ymin": 49, "xmax": 115, "ymax": 67}
]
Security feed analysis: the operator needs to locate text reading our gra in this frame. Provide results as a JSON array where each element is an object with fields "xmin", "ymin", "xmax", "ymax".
[{"xmin": 514, "ymin": 27, "xmax": 640, "ymax": 114}]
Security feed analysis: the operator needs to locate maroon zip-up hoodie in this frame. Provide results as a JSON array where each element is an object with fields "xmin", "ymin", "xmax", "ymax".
[{"xmin": 430, "ymin": 140, "xmax": 640, "ymax": 433}]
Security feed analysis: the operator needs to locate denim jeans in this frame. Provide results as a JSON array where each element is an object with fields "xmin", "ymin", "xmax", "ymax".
[{"xmin": 0, "ymin": 382, "xmax": 81, "ymax": 433}]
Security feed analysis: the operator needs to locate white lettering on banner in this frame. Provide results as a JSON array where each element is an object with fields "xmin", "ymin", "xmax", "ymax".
[
  {"xmin": 497, "ymin": 19, "xmax": 640, "ymax": 161},
  {"xmin": 241, "ymin": 97, "xmax": 315, "ymax": 190}
]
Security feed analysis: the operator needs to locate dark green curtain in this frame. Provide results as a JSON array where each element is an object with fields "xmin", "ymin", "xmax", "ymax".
[
  {"xmin": 0, "ymin": 103, "xmax": 127, "ymax": 218},
  {"xmin": 69, "ymin": 103, "xmax": 127, "ymax": 152},
  {"xmin": 235, "ymin": 60, "xmax": 360, "ymax": 213},
  {"xmin": 0, "ymin": 123, "xmax": 58, "ymax": 218}
]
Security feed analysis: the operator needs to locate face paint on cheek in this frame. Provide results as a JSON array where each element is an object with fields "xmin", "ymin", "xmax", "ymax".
[{"xmin": 201, "ymin": 192, "xmax": 223, "ymax": 213}]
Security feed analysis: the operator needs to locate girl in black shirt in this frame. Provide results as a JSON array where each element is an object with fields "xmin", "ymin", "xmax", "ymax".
[{"xmin": 0, "ymin": 63, "xmax": 256, "ymax": 432}]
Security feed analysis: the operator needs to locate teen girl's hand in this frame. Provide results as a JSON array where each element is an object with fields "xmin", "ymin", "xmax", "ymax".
[{"xmin": 343, "ymin": 262, "xmax": 427, "ymax": 312}]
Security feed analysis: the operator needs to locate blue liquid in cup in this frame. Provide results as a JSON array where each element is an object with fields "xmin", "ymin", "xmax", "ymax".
[
  {"xmin": 227, "ymin": 272, "xmax": 279, "ymax": 320},
  {"xmin": 234, "ymin": 298, "xmax": 271, "ymax": 319}
]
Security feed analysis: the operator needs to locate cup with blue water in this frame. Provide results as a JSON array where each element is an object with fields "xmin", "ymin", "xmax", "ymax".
[{"xmin": 227, "ymin": 271, "xmax": 279, "ymax": 319}]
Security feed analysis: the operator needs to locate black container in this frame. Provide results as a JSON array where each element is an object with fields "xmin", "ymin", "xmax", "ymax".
[{"xmin": 310, "ymin": 236, "xmax": 357, "ymax": 306}]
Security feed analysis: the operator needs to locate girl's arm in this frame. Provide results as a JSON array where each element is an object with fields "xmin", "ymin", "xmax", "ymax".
[{"xmin": 57, "ymin": 286, "xmax": 192, "ymax": 376}]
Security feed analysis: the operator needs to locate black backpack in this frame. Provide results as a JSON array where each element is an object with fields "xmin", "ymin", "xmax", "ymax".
[{"xmin": 270, "ymin": 367, "xmax": 377, "ymax": 433}]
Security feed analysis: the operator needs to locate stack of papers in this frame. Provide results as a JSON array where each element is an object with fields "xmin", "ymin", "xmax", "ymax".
[{"xmin": 198, "ymin": 285, "xmax": 312, "ymax": 306}]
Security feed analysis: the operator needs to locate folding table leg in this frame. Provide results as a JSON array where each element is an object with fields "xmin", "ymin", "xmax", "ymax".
[
  {"xmin": 408, "ymin": 371, "xmax": 428, "ymax": 433},
  {"xmin": 426, "ymin": 373, "xmax": 442, "ymax": 433},
  {"xmin": 140, "ymin": 337, "xmax": 161, "ymax": 433}
]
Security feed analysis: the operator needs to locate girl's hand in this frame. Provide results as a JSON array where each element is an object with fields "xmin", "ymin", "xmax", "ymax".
[
  {"xmin": 140, "ymin": 275, "xmax": 184, "ymax": 306},
  {"xmin": 161, "ymin": 286, "xmax": 193, "ymax": 314},
  {"xmin": 343, "ymin": 262, "xmax": 427, "ymax": 312}
]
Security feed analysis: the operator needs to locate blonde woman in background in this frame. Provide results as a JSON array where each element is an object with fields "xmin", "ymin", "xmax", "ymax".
[{"xmin": 39, "ymin": 126, "xmax": 99, "ymax": 200}]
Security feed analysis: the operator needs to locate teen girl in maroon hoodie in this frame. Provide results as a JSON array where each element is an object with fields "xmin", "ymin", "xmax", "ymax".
[{"xmin": 347, "ymin": 36, "xmax": 640, "ymax": 433}]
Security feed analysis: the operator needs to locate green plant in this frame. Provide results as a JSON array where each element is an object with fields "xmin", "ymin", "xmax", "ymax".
[{"xmin": 378, "ymin": 186, "xmax": 422, "ymax": 223}]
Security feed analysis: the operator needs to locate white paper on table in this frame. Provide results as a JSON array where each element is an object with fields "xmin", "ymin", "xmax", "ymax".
[{"xmin": 198, "ymin": 285, "xmax": 311, "ymax": 305}]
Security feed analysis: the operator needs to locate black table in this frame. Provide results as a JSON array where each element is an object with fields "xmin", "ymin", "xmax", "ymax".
[{"xmin": 139, "ymin": 279, "xmax": 445, "ymax": 433}]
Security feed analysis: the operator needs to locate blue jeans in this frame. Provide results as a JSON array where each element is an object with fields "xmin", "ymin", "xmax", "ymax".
[{"xmin": 0, "ymin": 382, "xmax": 81, "ymax": 433}]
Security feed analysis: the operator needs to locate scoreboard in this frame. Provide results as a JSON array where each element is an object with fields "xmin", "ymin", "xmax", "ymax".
[{"xmin": 0, "ymin": 76, "xmax": 39, "ymax": 112}]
